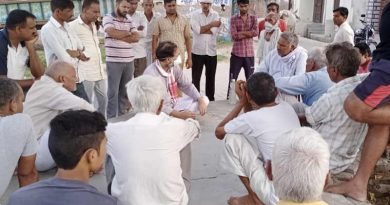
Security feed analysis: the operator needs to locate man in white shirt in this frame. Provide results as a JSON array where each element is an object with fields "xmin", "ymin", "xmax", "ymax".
[
  {"xmin": 0, "ymin": 78, "xmax": 38, "ymax": 199},
  {"xmin": 332, "ymin": 7, "xmax": 354, "ymax": 45},
  {"xmin": 40, "ymin": 0, "xmax": 90, "ymax": 101},
  {"xmin": 69, "ymin": 0, "xmax": 107, "ymax": 116},
  {"xmin": 190, "ymin": 0, "xmax": 221, "ymax": 101},
  {"xmin": 23, "ymin": 61, "xmax": 95, "ymax": 171},
  {"xmin": 215, "ymin": 72, "xmax": 300, "ymax": 205},
  {"xmin": 142, "ymin": 0, "xmax": 161, "ymax": 66},
  {"xmin": 107, "ymin": 75, "xmax": 200, "ymax": 205},
  {"xmin": 128, "ymin": 0, "xmax": 148, "ymax": 78},
  {"xmin": 0, "ymin": 10, "xmax": 44, "ymax": 91},
  {"xmin": 256, "ymin": 32, "xmax": 307, "ymax": 103}
]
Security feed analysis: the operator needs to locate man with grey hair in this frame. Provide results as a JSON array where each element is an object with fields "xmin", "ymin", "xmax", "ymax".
[
  {"xmin": 106, "ymin": 75, "xmax": 200, "ymax": 205},
  {"xmin": 274, "ymin": 47, "xmax": 334, "ymax": 106},
  {"xmin": 0, "ymin": 78, "xmax": 38, "ymax": 199},
  {"xmin": 256, "ymin": 32, "xmax": 307, "ymax": 103},
  {"xmin": 298, "ymin": 43, "xmax": 368, "ymax": 184},
  {"xmin": 23, "ymin": 61, "xmax": 95, "ymax": 171},
  {"xmin": 273, "ymin": 127, "xmax": 329, "ymax": 205}
]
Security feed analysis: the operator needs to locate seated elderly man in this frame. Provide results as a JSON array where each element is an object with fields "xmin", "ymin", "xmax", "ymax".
[
  {"xmin": 106, "ymin": 75, "xmax": 200, "ymax": 205},
  {"xmin": 144, "ymin": 41, "xmax": 209, "ymax": 120},
  {"xmin": 297, "ymin": 43, "xmax": 368, "ymax": 183},
  {"xmin": 23, "ymin": 61, "xmax": 94, "ymax": 171},
  {"xmin": 0, "ymin": 78, "xmax": 38, "ymax": 199},
  {"xmin": 256, "ymin": 12, "xmax": 281, "ymax": 64},
  {"xmin": 273, "ymin": 127, "xmax": 330, "ymax": 205},
  {"xmin": 256, "ymin": 32, "xmax": 307, "ymax": 103},
  {"xmin": 275, "ymin": 47, "xmax": 334, "ymax": 106},
  {"xmin": 215, "ymin": 72, "xmax": 300, "ymax": 205}
]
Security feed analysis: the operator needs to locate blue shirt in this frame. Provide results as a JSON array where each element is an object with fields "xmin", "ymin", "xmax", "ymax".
[
  {"xmin": 275, "ymin": 67, "xmax": 334, "ymax": 106},
  {"xmin": 6, "ymin": 178, "xmax": 117, "ymax": 205}
]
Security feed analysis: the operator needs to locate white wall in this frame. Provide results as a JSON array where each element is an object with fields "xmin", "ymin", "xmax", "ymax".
[{"xmin": 295, "ymin": 0, "xmax": 314, "ymax": 21}]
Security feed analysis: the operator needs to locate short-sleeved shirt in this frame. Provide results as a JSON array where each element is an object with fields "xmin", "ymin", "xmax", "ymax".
[
  {"xmin": 6, "ymin": 178, "xmax": 117, "ymax": 205},
  {"xmin": 354, "ymin": 59, "xmax": 390, "ymax": 108},
  {"xmin": 153, "ymin": 14, "xmax": 192, "ymax": 57},
  {"xmin": 230, "ymin": 14, "xmax": 258, "ymax": 57},
  {"xmin": 103, "ymin": 12, "xmax": 136, "ymax": 63},
  {"xmin": 224, "ymin": 102, "xmax": 300, "ymax": 161},
  {"xmin": 0, "ymin": 114, "xmax": 37, "ymax": 199},
  {"xmin": 0, "ymin": 29, "xmax": 29, "ymax": 79}
]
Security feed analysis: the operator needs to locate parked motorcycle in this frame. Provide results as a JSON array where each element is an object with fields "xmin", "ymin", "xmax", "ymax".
[{"xmin": 354, "ymin": 14, "xmax": 377, "ymax": 49}]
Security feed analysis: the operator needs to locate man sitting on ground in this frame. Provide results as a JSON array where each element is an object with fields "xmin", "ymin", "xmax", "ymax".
[
  {"xmin": 275, "ymin": 47, "xmax": 333, "ymax": 106},
  {"xmin": 23, "ymin": 61, "xmax": 94, "ymax": 171},
  {"xmin": 273, "ymin": 127, "xmax": 330, "ymax": 205},
  {"xmin": 106, "ymin": 75, "xmax": 200, "ymax": 205},
  {"xmin": 298, "ymin": 43, "xmax": 368, "ymax": 182},
  {"xmin": 7, "ymin": 110, "xmax": 116, "ymax": 205},
  {"xmin": 0, "ymin": 78, "xmax": 38, "ymax": 199},
  {"xmin": 215, "ymin": 72, "xmax": 300, "ymax": 205},
  {"xmin": 256, "ymin": 32, "xmax": 307, "ymax": 103},
  {"xmin": 144, "ymin": 41, "xmax": 209, "ymax": 120}
]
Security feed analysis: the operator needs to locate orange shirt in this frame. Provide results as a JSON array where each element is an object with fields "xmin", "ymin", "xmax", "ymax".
[{"xmin": 258, "ymin": 19, "xmax": 287, "ymax": 34}]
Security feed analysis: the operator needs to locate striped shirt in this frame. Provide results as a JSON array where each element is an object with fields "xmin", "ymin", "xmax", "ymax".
[
  {"xmin": 153, "ymin": 14, "xmax": 191, "ymax": 57},
  {"xmin": 103, "ymin": 12, "xmax": 136, "ymax": 63}
]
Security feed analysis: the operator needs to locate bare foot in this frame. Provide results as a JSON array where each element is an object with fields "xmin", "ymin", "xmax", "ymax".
[
  {"xmin": 228, "ymin": 195, "xmax": 263, "ymax": 205},
  {"xmin": 325, "ymin": 179, "xmax": 367, "ymax": 202}
]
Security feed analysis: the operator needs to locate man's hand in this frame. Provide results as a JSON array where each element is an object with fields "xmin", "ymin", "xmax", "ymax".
[
  {"xmin": 25, "ymin": 35, "xmax": 39, "ymax": 47},
  {"xmin": 79, "ymin": 52, "xmax": 90, "ymax": 61},
  {"xmin": 198, "ymin": 97, "xmax": 208, "ymax": 116},
  {"xmin": 235, "ymin": 80, "xmax": 247, "ymax": 102},
  {"xmin": 137, "ymin": 25, "xmax": 145, "ymax": 31},
  {"xmin": 178, "ymin": 110, "xmax": 196, "ymax": 119},
  {"xmin": 185, "ymin": 57, "xmax": 192, "ymax": 69},
  {"xmin": 66, "ymin": 49, "xmax": 80, "ymax": 58},
  {"xmin": 129, "ymin": 31, "xmax": 140, "ymax": 42},
  {"xmin": 210, "ymin": 20, "xmax": 221, "ymax": 27}
]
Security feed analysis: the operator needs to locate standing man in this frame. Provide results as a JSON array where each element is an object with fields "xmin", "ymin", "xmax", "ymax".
[
  {"xmin": 40, "ymin": 0, "xmax": 90, "ymax": 101},
  {"xmin": 69, "ymin": 0, "xmax": 107, "ymax": 116},
  {"xmin": 103, "ymin": 0, "xmax": 140, "ymax": 119},
  {"xmin": 332, "ymin": 7, "xmax": 354, "ymax": 45},
  {"xmin": 143, "ymin": 0, "xmax": 161, "ymax": 66},
  {"xmin": 190, "ymin": 0, "xmax": 221, "ymax": 101},
  {"xmin": 258, "ymin": 2, "xmax": 287, "ymax": 34},
  {"xmin": 128, "ymin": 0, "xmax": 148, "ymax": 78},
  {"xmin": 228, "ymin": 0, "xmax": 258, "ymax": 98},
  {"xmin": 0, "ymin": 9, "xmax": 44, "ymax": 90},
  {"xmin": 152, "ymin": 0, "xmax": 192, "ymax": 69}
]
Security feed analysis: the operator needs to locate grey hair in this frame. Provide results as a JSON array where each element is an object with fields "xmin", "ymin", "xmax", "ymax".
[
  {"xmin": 280, "ymin": 32, "xmax": 298, "ymax": 47},
  {"xmin": 45, "ymin": 61, "xmax": 75, "ymax": 80},
  {"xmin": 325, "ymin": 42, "xmax": 360, "ymax": 77},
  {"xmin": 307, "ymin": 47, "xmax": 327, "ymax": 69},
  {"xmin": 272, "ymin": 127, "xmax": 330, "ymax": 203},
  {"xmin": 126, "ymin": 75, "xmax": 166, "ymax": 113},
  {"xmin": 0, "ymin": 77, "xmax": 21, "ymax": 107}
]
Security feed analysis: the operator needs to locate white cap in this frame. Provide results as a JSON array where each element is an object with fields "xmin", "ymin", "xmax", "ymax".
[{"xmin": 199, "ymin": 0, "xmax": 213, "ymax": 3}]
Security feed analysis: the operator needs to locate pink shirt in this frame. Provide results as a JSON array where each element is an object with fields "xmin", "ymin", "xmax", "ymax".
[{"xmin": 230, "ymin": 14, "xmax": 258, "ymax": 57}]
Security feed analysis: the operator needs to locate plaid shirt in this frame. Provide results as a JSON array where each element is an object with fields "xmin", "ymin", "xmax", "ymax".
[
  {"xmin": 230, "ymin": 14, "xmax": 258, "ymax": 57},
  {"xmin": 305, "ymin": 74, "xmax": 369, "ymax": 174}
]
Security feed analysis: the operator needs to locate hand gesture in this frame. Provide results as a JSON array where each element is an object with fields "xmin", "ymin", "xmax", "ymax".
[{"xmin": 198, "ymin": 97, "xmax": 208, "ymax": 116}]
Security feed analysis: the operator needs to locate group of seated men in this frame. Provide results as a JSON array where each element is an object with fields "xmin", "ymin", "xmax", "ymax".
[{"xmin": 1, "ymin": 2, "xmax": 390, "ymax": 205}]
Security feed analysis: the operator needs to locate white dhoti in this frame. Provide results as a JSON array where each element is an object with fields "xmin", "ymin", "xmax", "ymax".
[
  {"xmin": 220, "ymin": 134, "xmax": 279, "ymax": 205},
  {"xmin": 35, "ymin": 129, "xmax": 56, "ymax": 171},
  {"xmin": 173, "ymin": 96, "xmax": 209, "ymax": 113}
]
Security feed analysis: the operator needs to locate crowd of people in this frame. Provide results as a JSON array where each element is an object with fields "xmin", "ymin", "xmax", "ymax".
[{"xmin": 0, "ymin": 0, "xmax": 390, "ymax": 204}]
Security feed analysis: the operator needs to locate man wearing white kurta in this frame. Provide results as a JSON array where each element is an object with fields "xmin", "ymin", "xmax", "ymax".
[
  {"xmin": 23, "ymin": 62, "xmax": 94, "ymax": 171},
  {"xmin": 256, "ymin": 32, "xmax": 307, "ymax": 103},
  {"xmin": 215, "ymin": 72, "xmax": 300, "ymax": 205},
  {"xmin": 332, "ymin": 7, "xmax": 354, "ymax": 45},
  {"xmin": 107, "ymin": 75, "xmax": 200, "ymax": 205}
]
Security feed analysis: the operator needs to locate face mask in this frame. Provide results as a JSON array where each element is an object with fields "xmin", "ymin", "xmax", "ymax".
[{"xmin": 265, "ymin": 21, "xmax": 278, "ymax": 32}]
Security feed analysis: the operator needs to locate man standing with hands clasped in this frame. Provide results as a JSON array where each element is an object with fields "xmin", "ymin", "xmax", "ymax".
[{"xmin": 190, "ymin": 0, "xmax": 221, "ymax": 101}]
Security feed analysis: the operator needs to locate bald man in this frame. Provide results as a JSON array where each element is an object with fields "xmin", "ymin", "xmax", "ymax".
[{"xmin": 23, "ymin": 61, "xmax": 95, "ymax": 171}]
